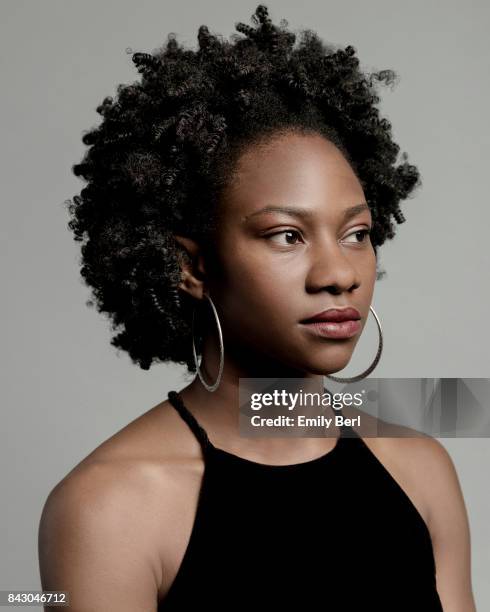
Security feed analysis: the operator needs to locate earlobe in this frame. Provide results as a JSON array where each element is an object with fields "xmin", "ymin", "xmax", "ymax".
[{"xmin": 173, "ymin": 234, "xmax": 207, "ymax": 300}]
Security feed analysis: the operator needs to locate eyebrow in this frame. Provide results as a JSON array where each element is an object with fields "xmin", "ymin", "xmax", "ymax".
[{"xmin": 243, "ymin": 202, "xmax": 370, "ymax": 223}]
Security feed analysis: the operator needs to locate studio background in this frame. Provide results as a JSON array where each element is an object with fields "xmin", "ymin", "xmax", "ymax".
[{"xmin": 1, "ymin": 0, "xmax": 489, "ymax": 608}]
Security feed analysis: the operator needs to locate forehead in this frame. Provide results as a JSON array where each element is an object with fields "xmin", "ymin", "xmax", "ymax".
[{"xmin": 220, "ymin": 131, "xmax": 365, "ymax": 218}]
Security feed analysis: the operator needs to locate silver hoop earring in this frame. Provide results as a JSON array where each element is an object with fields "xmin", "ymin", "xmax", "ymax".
[
  {"xmin": 192, "ymin": 292, "xmax": 224, "ymax": 393},
  {"xmin": 325, "ymin": 305, "xmax": 383, "ymax": 383}
]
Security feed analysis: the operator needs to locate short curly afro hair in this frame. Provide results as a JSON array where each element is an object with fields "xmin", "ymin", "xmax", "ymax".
[{"xmin": 66, "ymin": 4, "xmax": 420, "ymax": 374}]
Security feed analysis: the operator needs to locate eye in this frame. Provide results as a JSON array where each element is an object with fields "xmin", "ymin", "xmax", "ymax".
[
  {"xmin": 342, "ymin": 228, "xmax": 372, "ymax": 244},
  {"xmin": 265, "ymin": 229, "xmax": 303, "ymax": 246}
]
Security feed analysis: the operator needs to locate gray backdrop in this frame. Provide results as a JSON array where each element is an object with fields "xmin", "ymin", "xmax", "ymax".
[{"xmin": 1, "ymin": 0, "xmax": 489, "ymax": 608}]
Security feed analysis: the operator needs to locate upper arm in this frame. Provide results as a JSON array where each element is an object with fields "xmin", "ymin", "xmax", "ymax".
[
  {"xmin": 38, "ymin": 464, "xmax": 162, "ymax": 612},
  {"xmin": 421, "ymin": 439, "xmax": 477, "ymax": 612}
]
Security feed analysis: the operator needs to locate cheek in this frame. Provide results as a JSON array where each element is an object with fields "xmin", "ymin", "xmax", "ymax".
[
  {"xmin": 363, "ymin": 251, "xmax": 377, "ymax": 295},
  {"xmin": 224, "ymin": 264, "xmax": 299, "ymax": 318},
  {"xmin": 214, "ymin": 254, "xmax": 303, "ymax": 342}
]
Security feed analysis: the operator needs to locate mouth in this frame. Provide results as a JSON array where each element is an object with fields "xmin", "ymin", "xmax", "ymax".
[
  {"xmin": 300, "ymin": 319, "xmax": 361, "ymax": 339},
  {"xmin": 300, "ymin": 307, "xmax": 362, "ymax": 323},
  {"xmin": 299, "ymin": 306, "xmax": 362, "ymax": 340}
]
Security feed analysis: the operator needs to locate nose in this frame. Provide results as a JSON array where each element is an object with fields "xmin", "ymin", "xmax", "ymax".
[{"xmin": 305, "ymin": 239, "xmax": 361, "ymax": 294}]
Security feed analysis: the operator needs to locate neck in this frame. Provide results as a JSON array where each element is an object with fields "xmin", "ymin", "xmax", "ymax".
[{"xmin": 175, "ymin": 335, "xmax": 340, "ymax": 464}]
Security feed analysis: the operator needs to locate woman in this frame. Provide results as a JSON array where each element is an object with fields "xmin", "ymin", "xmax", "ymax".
[{"xmin": 38, "ymin": 5, "xmax": 476, "ymax": 610}]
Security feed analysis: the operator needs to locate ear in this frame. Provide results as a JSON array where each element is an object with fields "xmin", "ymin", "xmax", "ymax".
[{"xmin": 173, "ymin": 234, "xmax": 208, "ymax": 300}]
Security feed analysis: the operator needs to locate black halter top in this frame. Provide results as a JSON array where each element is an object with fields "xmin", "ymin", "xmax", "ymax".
[{"xmin": 158, "ymin": 390, "xmax": 443, "ymax": 611}]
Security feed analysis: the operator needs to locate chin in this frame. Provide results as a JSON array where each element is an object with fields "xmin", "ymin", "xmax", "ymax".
[{"xmin": 303, "ymin": 351, "xmax": 355, "ymax": 377}]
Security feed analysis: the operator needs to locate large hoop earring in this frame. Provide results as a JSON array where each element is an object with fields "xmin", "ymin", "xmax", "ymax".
[
  {"xmin": 325, "ymin": 305, "xmax": 383, "ymax": 383},
  {"xmin": 192, "ymin": 292, "xmax": 224, "ymax": 392}
]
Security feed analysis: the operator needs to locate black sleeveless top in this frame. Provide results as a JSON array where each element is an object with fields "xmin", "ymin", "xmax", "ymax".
[{"xmin": 159, "ymin": 390, "xmax": 443, "ymax": 611}]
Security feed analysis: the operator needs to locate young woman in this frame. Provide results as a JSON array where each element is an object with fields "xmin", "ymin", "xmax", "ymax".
[{"xmin": 38, "ymin": 6, "xmax": 476, "ymax": 610}]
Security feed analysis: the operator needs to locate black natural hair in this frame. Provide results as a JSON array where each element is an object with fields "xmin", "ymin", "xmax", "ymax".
[{"xmin": 66, "ymin": 4, "xmax": 420, "ymax": 373}]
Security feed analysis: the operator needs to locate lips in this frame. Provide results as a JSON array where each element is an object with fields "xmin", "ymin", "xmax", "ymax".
[{"xmin": 300, "ymin": 307, "xmax": 361, "ymax": 324}]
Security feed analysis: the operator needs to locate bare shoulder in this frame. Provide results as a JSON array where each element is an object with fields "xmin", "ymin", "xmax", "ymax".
[
  {"xmin": 39, "ymin": 398, "xmax": 203, "ymax": 610},
  {"xmin": 345, "ymin": 407, "xmax": 460, "ymax": 526},
  {"xmin": 363, "ymin": 418, "xmax": 465, "ymax": 531},
  {"xmin": 38, "ymin": 457, "xmax": 164, "ymax": 610},
  {"xmin": 378, "ymin": 428, "xmax": 471, "ymax": 543},
  {"xmin": 362, "ymin": 421, "xmax": 476, "ymax": 610},
  {"xmin": 377, "ymin": 427, "xmax": 464, "ymax": 528}
]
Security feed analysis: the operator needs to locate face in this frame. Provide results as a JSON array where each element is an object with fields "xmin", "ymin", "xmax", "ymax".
[{"xmin": 191, "ymin": 130, "xmax": 377, "ymax": 376}]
